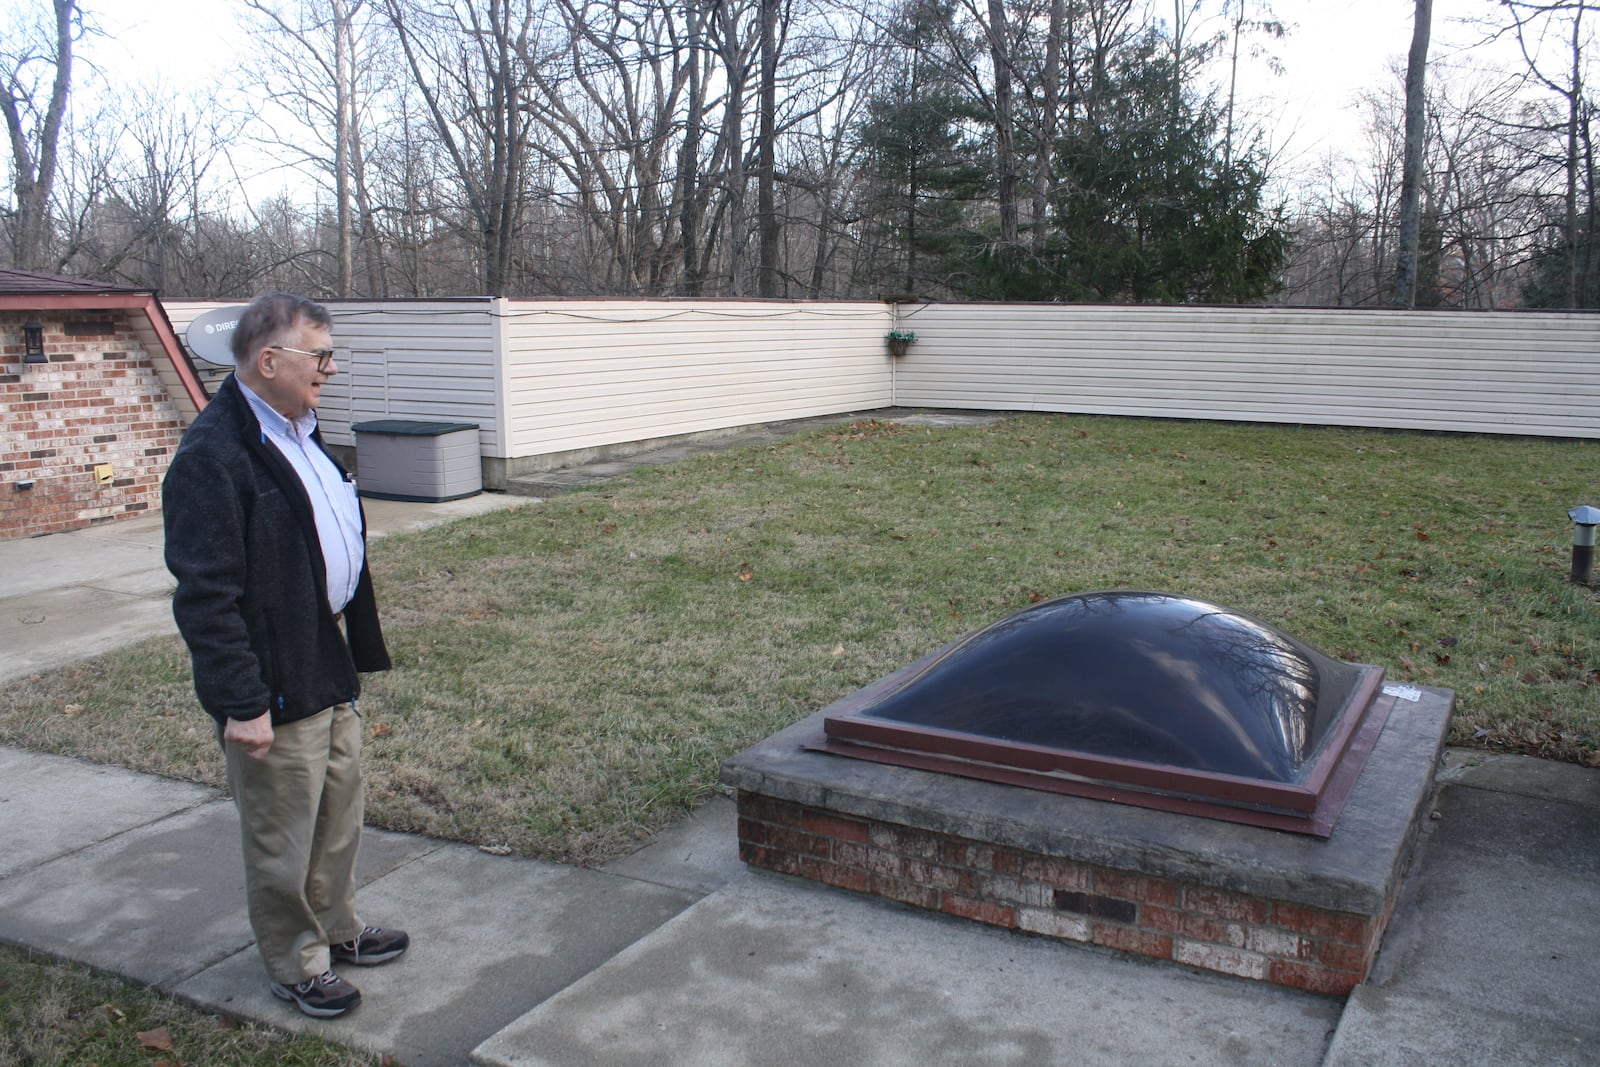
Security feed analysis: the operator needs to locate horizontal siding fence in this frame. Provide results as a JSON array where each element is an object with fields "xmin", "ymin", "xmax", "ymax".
[
  {"xmin": 163, "ymin": 299, "xmax": 502, "ymax": 453},
  {"xmin": 163, "ymin": 299, "xmax": 895, "ymax": 488},
  {"xmin": 891, "ymin": 303, "xmax": 1600, "ymax": 438},
  {"xmin": 159, "ymin": 300, "xmax": 1600, "ymax": 489},
  {"xmin": 497, "ymin": 301, "xmax": 892, "ymax": 470}
]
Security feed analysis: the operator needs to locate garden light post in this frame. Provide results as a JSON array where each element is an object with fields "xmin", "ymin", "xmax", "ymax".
[{"xmin": 1568, "ymin": 506, "xmax": 1600, "ymax": 585}]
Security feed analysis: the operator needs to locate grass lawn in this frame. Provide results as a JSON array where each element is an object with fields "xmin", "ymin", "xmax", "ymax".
[
  {"xmin": 1, "ymin": 413, "xmax": 1596, "ymax": 866},
  {"xmin": 0, "ymin": 944, "xmax": 383, "ymax": 1067}
]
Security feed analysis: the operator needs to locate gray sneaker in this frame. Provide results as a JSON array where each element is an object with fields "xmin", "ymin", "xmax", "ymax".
[
  {"xmin": 331, "ymin": 925, "xmax": 410, "ymax": 966},
  {"xmin": 270, "ymin": 969, "xmax": 362, "ymax": 1017}
]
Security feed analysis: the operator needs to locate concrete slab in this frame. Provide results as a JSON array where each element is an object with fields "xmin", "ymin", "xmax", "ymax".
[
  {"xmin": 1325, "ymin": 987, "xmax": 1595, "ymax": 1067},
  {"xmin": 0, "ymin": 494, "xmax": 529, "ymax": 684},
  {"xmin": 598, "ymin": 794, "xmax": 745, "ymax": 895},
  {"xmin": 174, "ymin": 844, "xmax": 698, "ymax": 1067},
  {"xmin": 0, "ymin": 584, "xmax": 177, "ymax": 681},
  {"xmin": 0, "ymin": 747, "xmax": 214, "ymax": 878},
  {"xmin": 0, "ymin": 515, "xmax": 178, "ymax": 681},
  {"xmin": 0, "ymin": 800, "xmax": 258, "ymax": 985},
  {"xmin": 1325, "ymin": 750, "xmax": 1600, "ymax": 1063},
  {"xmin": 1436, "ymin": 746, "xmax": 1600, "ymax": 807},
  {"xmin": 885, "ymin": 413, "xmax": 1007, "ymax": 428},
  {"xmin": 0, "ymin": 800, "xmax": 438, "ymax": 987},
  {"xmin": 473, "ymin": 872, "xmax": 1342, "ymax": 1067},
  {"xmin": 359, "ymin": 492, "xmax": 529, "ymax": 541},
  {"xmin": 1365, "ymin": 777, "xmax": 1600, "ymax": 1035},
  {"xmin": 0, "ymin": 515, "xmax": 167, "ymax": 598},
  {"xmin": 499, "ymin": 409, "xmax": 984, "ymax": 497}
]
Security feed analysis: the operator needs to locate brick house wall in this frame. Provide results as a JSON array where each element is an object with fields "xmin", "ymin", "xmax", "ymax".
[{"xmin": 0, "ymin": 311, "xmax": 188, "ymax": 540}]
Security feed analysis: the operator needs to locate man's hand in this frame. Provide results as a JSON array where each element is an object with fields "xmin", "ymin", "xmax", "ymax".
[{"xmin": 224, "ymin": 712, "xmax": 274, "ymax": 760}]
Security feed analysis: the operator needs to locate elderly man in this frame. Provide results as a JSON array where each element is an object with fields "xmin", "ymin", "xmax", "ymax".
[{"xmin": 163, "ymin": 292, "xmax": 407, "ymax": 1018}]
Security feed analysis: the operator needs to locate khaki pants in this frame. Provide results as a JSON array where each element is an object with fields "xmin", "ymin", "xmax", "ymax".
[{"xmin": 220, "ymin": 704, "xmax": 365, "ymax": 984}]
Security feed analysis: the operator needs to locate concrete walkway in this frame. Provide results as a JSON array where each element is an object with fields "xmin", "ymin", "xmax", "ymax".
[{"xmin": 1, "ymin": 417, "xmax": 1597, "ymax": 1065}]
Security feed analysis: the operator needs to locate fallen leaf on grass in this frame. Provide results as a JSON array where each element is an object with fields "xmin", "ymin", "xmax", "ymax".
[
  {"xmin": 370, "ymin": 723, "xmax": 392, "ymax": 738},
  {"xmin": 137, "ymin": 1027, "xmax": 174, "ymax": 1052}
]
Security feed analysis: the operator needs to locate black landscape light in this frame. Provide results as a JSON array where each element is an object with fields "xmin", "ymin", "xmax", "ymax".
[
  {"xmin": 22, "ymin": 322, "xmax": 46, "ymax": 364},
  {"xmin": 1568, "ymin": 506, "xmax": 1600, "ymax": 585}
]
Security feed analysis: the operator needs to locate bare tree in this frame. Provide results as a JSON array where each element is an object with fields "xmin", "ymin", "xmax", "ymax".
[
  {"xmin": 384, "ymin": 0, "xmax": 536, "ymax": 296},
  {"xmin": 1498, "ymin": 0, "xmax": 1599, "ymax": 305},
  {"xmin": 240, "ymin": 0, "xmax": 397, "ymax": 296},
  {"xmin": 522, "ymin": 0, "xmax": 706, "ymax": 294},
  {"xmin": 2, "ymin": 0, "xmax": 77, "ymax": 270},
  {"xmin": 984, "ymin": 0, "xmax": 1018, "ymax": 246},
  {"xmin": 53, "ymin": 88, "xmax": 226, "ymax": 288},
  {"xmin": 1394, "ymin": 0, "xmax": 1433, "ymax": 305},
  {"xmin": 1030, "ymin": 0, "xmax": 1063, "ymax": 255},
  {"xmin": 756, "ymin": 0, "xmax": 781, "ymax": 294}
]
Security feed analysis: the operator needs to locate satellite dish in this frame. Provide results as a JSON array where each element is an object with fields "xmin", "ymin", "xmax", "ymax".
[{"xmin": 184, "ymin": 305, "xmax": 249, "ymax": 366}]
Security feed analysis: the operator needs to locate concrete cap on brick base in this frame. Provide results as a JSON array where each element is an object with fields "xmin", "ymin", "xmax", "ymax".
[{"xmin": 722, "ymin": 686, "xmax": 1453, "ymax": 919}]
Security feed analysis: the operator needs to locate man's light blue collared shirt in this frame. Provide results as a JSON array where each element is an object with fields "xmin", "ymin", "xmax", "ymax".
[{"xmin": 239, "ymin": 378, "xmax": 365, "ymax": 615}]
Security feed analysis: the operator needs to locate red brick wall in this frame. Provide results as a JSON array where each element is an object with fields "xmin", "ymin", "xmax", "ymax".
[
  {"xmin": 0, "ymin": 311, "xmax": 188, "ymax": 540},
  {"xmin": 737, "ymin": 791, "xmax": 1394, "ymax": 997}
]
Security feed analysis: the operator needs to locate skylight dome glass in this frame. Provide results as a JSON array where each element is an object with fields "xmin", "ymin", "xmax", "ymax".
[{"xmin": 813, "ymin": 592, "xmax": 1391, "ymax": 836}]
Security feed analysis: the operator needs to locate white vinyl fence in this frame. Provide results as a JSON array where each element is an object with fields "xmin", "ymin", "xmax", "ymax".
[
  {"xmin": 890, "ymin": 303, "xmax": 1600, "ymax": 438},
  {"xmin": 161, "ymin": 299, "xmax": 1600, "ymax": 488},
  {"xmin": 163, "ymin": 299, "xmax": 894, "ymax": 486}
]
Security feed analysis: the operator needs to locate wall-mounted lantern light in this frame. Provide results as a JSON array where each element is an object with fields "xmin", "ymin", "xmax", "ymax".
[
  {"xmin": 22, "ymin": 322, "xmax": 46, "ymax": 364},
  {"xmin": 1568, "ymin": 505, "xmax": 1600, "ymax": 585}
]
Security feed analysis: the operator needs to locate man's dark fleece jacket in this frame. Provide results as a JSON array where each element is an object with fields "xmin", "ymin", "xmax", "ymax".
[{"xmin": 163, "ymin": 374, "xmax": 390, "ymax": 727}]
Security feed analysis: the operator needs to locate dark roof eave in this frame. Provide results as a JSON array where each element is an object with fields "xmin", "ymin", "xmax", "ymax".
[
  {"xmin": 0, "ymin": 267, "xmax": 152, "ymax": 298},
  {"xmin": 0, "ymin": 292, "xmax": 157, "ymax": 311}
]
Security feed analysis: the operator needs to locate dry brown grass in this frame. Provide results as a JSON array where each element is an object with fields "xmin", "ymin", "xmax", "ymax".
[
  {"xmin": 2, "ymin": 414, "xmax": 1596, "ymax": 864},
  {"xmin": 0, "ymin": 944, "xmax": 381, "ymax": 1067}
]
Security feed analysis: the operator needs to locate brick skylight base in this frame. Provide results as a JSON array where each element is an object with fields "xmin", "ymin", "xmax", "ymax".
[
  {"xmin": 722, "ymin": 685, "xmax": 1452, "ymax": 1000},
  {"xmin": 737, "ymin": 792, "xmax": 1394, "ymax": 996}
]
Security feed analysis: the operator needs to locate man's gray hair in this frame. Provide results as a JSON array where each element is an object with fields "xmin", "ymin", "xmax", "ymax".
[{"xmin": 231, "ymin": 293, "xmax": 333, "ymax": 363}]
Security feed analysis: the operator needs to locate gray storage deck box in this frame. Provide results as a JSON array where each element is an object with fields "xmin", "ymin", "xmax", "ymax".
[{"xmin": 351, "ymin": 420, "xmax": 482, "ymax": 502}]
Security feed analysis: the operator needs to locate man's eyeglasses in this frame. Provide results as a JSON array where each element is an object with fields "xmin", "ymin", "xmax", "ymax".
[{"xmin": 268, "ymin": 345, "xmax": 336, "ymax": 373}]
